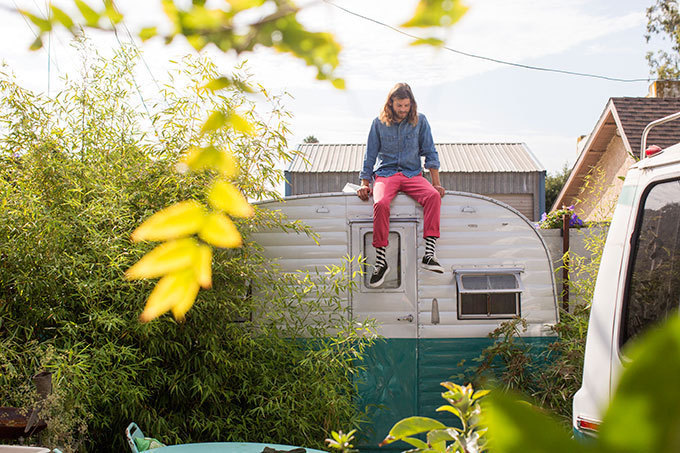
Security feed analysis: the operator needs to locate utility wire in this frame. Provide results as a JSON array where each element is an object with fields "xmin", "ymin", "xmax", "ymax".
[
  {"xmin": 120, "ymin": 19, "xmax": 165, "ymax": 96},
  {"xmin": 10, "ymin": 0, "xmax": 61, "ymax": 79},
  {"xmin": 323, "ymin": 0, "xmax": 652, "ymax": 83},
  {"xmin": 110, "ymin": 22, "xmax": 163, "ymax": 143}
]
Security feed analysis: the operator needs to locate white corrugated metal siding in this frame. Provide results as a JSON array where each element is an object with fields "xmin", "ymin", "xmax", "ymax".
[{"xmin": 252, "ymin": 192, "xmax": 557, "ymax": 338}]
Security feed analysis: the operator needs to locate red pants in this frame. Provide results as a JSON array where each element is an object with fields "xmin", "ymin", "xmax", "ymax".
[{"xmin": 372, "ymin": 173, "xmax": 441, "ymax": 247}]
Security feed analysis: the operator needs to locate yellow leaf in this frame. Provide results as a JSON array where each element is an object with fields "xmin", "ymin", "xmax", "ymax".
[
  {"xmin": 125, "ymin": 238, "xmax": 200, "ymax": 280},
  {"xmin": 202, "ymin": 76, "xmax": 254, "ymax": 93},
  {"xmin": 401, "ymin": 0, "xmax": 468, "ymax": 28},
  {"xmin": 50, "ymin": 5, "xmax": 75, "ymax": 29},
  {"xmin": 201, "ymin": 110, "xmax": 227, "ymax": 134},
  {"xmin": 21, "ymin": 11, "xmax": 52, "ymax": 32},
  {"xmin": 410, "ymin": 37, "xmax": 445, "ymax": 46},
  {"xmin": 75, "ymin": 0, "xmax": 100, "ymax": 26},
  {"xmin": 331, "ymin": 78, "xmax": 346, "ymax": 90},
  {"xmin": 227, "ymin": 112, "xmax": 254, "ymax": 135},
  {"xmin": 161, "ymin": 0, "xmax": 181, "ymax": 32},
  {"xmin": 197, "ymin": 244, "xmax": 212, "ymax": 289},
  {"xmin": 207, "ymin": 180, "xmax": 253, "ymax": 217},
  {"xmin": 139, "ymin": 269, "xmax": 199, "ymax": 322},
  {"xmin": 170, "ymin": 274, "xmax": 201, "ymax": 321},
  {"xmin": 226, "ymin": 0, "xmax": 266, "ymax": 10},
  {"xmin": 103, "ymin": 0, "xmax": 123, "ymax": 24},
  {"xmin": 178, "ymin": 146, "xmax": 237, "ymax": 177},
  {"xmin": 131, "ymin": 200, "xmax": 206, "ymax": 242},
  {"xmin": 198, "ymin": 213, "xmax": 242, "ymax": 248},
  {"xmin": 29, "ymin": 36, "xmax": 43, "ymax": 51},
  {"xmin": 139, "ymin": 26, "xmax": 157, "ymax": 41}
]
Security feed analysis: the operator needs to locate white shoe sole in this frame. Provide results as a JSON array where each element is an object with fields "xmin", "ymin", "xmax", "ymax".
[
  {"xmin": 421, "ymin": 262, "xmax": 444, "ymax": 273},
  {"xmin": 369, "ymin": 265, "xmax": 390, "ymax": 288}
]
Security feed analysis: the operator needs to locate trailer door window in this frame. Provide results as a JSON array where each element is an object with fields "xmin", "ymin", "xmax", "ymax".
[
  {"xmin": 363, "ymin": 232, "xmax": 401, "ymax": 289},
  {"xmin": 620, "ymin": 178, "xmax": 680, "ymax": 348},
  {"xmin": 455, "ymin": 272, "xmax": 522, "ymax": 319}
]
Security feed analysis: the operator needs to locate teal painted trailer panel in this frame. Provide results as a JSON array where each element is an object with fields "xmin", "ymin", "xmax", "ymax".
[
  {"xmin": 356, "ymin": 337, "xmax": 555, "ymax": 452},
  {"xmin": 355, "ymin": 339, "xmax": 416, "ymax": 451}
]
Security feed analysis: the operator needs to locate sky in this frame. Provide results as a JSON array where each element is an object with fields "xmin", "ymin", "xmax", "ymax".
[{"xmin": 0, "ymin": 0, "xmax": 661, "ymax": 174}]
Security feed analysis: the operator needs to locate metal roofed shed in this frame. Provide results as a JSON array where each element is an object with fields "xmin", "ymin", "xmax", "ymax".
[{"xmin": 285, "ymin": 143, "xmax": 546, "ymax": 221}]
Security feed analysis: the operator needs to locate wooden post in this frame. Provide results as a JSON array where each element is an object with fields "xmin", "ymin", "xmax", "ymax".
[{"xmin": 562, "ymin": 213, "xmax": 570, "ymax": 311}]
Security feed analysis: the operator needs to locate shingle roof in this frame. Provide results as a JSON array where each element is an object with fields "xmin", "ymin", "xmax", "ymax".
[
  {"xmin": 611, "ymin": 97, "xmax": 680, "ymax": 157},
  {"xmin": 288, "ymin": 143, "xmax": 544, "ymax": 173}
]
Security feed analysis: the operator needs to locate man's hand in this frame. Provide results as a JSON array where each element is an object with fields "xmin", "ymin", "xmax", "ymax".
[
  {"xmin": 433, "ymin": 185, "xmax": 445, "ymax": 198},
  {"xmin": 357, "ymin": 184, "xmax": 371, "ymax": 201}
]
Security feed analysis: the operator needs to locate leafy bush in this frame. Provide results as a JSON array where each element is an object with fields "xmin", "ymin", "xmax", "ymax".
[
  {"xmin": 537, "ymin": 205, "xmax": 584, "ymax": 229},
  {"xmin": 0, "ymin": 47, "xmax": 374, "ymax": 452},
  {"xmin": 545, "ymin": 164, "xmax": 571, "ymax": 211},
  {"xmin": 378, "ymin": 383, "xmax": 488, "ymax": 453},
  {"xmin": 483, "ymin": 315, "xmax": 680, "ymax": 452}
]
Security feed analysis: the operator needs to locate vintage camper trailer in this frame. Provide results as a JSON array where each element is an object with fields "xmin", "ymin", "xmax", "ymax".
[{"xmin": 253, "ymin": 190, "xmax": 558, "ymax": 450}]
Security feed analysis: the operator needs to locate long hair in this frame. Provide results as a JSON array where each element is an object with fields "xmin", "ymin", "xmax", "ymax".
[{"xmin": 379, "ymin": 83, "xmax": 418, "ymax": 126}]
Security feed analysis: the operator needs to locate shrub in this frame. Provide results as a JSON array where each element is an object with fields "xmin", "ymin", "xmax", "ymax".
[
  {"xmin": 537, "ymin": 205, "xmax": 585, "ymax": 229},
  {"xmin": 0, "ymin": 47, "xmax": 374, "ymax": 452}
]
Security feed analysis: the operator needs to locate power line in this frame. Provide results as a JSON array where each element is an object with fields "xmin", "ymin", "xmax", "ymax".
[
  {"xmin": 10, "ymin": 0, "xmax": 62, "ymax": 93},
  {"xmin": 323, "ymin": 0, "xmax": 652, "ymax": 83},
  {"xmin": 119, "ymin": 19, "xmax": 165, "ymax": 96},
  {"xmin": 109, "ymin": 22, "xmax": 162, "ymax": 141},
  {"xmin": 10, "ymin": 0, "xmax": 39, "ymax": 39}
]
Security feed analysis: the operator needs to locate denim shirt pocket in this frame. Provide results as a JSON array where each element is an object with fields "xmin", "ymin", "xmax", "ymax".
[{"xmin": 403, "ymin": 130, "xmax": 418, "ymax": 150}]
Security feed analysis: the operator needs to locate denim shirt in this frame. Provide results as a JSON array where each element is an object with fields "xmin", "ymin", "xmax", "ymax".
[{"xmin": 359, "ymin": 113, "xmax": 439, "ymax": 181}]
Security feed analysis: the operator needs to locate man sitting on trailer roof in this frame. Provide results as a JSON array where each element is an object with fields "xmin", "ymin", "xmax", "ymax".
[{"xmin": 357, "ymin": 82, "xmax": 445, "ymax": 288}]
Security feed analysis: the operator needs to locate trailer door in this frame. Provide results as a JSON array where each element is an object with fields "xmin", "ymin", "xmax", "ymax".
[{"xmin": 350, "ymin": 219, "xmax": 418, "ymax": 451}]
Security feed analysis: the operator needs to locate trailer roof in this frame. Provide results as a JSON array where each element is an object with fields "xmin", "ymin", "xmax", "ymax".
[{"xmin": 287, "ymin": 143, "xmax": 544, "ymax": 173}]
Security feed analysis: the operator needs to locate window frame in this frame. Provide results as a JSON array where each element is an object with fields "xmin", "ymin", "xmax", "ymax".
[
  {"xmin": 360, "ymin": 230, "xmax": 403, "ymax": 292},
  {"xmin": 619, "ymin": 176, "xmax": 680, "ymax": 349},
  {"xmin": 454, "ymin": 268, "xmax": 523, "ymax": 320}
]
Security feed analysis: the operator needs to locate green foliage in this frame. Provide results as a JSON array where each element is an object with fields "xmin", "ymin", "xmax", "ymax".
[
  {"xmin": 545, "ymin": 164, "xmax": 571, "ymax": 211},
  {"xmin": 0, "ymin": 48, "xmax": 375, "ymax": 452},
  {"xmin": 303, "ymin": 135, "xmax": 319, "ymax": 144},
  {"xmin": 401, "ymin": 0, "xmax": 469, "ymax": 28},
  {"xmin": 646, "ymin": 0, "xmax": 680, "ymax": 79},
  {"xmin": 379, "ymin": 382, "xmax": 488, "ymax": 453},
  {"xmin": 537, "ymin": 205, "xmax": 584, "ymax": 229},
  {"xmin": 18, "ymin": 0, "xmax": 469, "ymax": 90},
  {"xmin": 326, "ymin": 429, "xmax": 358, "ymax": 453},
  {"xmin": 482, "ymin": 316, "xmax": 680, "ymax": 453},
  {"xmin": 482, "ymin": 390, "xmax": 585, "ymax": 453},
  {"xmin": 14, "ymin": 0, "xmax": 471, "ymax": 321}
]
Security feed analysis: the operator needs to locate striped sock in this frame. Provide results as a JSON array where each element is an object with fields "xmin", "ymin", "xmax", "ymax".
[
  {"xmin": 375, "ymin": 246, "xmax": 387, "ymax": 268},
  {"xmin": 425, "ymin": 236, "xmax": 437, "ymax": 258}
]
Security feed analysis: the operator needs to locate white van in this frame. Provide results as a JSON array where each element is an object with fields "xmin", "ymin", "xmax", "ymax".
[{"xmin": 573, "ymin": 118, "xmax": 680, "ymax": 438}]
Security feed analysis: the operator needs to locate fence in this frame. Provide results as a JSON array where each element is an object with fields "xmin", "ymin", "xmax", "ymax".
[{"xmin": 538, "ymin": 225, "xmax": 609, "ymax": 309}]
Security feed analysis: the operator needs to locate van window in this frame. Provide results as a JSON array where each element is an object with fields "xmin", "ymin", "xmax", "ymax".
[
  {"xmin": 455, "ymin": 271, "xmax": 522, "ymax": 319},
  {"xmin": 621, "ymin": 178, "xmax": 680, "ymax": 347},
  {"xmin": 363, "ymin": 231, "xmax": 401, "ymax": 289}
]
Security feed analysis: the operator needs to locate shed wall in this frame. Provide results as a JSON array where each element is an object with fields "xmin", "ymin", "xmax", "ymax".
[{"xmin": 285, "ymin": 170, "xmax": 544, "ymax": 220}]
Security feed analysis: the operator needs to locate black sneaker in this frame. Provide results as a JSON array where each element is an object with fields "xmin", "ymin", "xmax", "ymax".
[
  {"xmin": 369, "ymin": 263, "xmax": 390, "ymax": 288},
  {"xmin": 421, "ymin": 255, "xmax": 444, "ymax": 273}
]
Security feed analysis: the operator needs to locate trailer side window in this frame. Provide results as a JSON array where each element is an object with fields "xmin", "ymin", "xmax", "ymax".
[
  {"xmin": 363, "ymin": 231, "xmax": 401, "ymax": 289},
  {"xmin": 620, "ymin": 178, "xmax": 680, "ymax": 348},
  {"xmin": 455, "ymin": 272, "xmax": 522, "ymax": 319}
]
